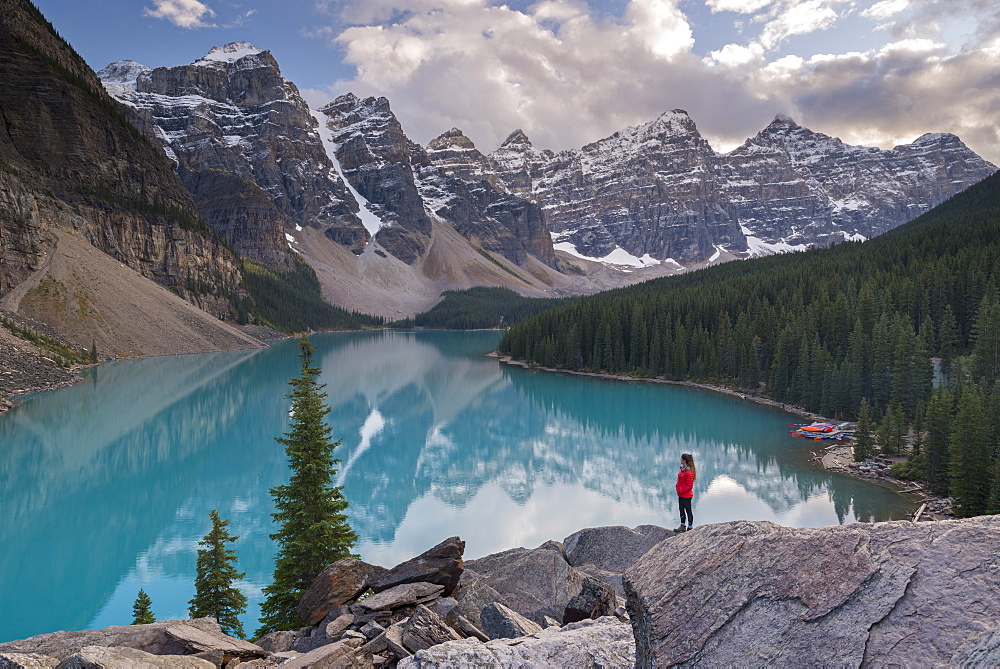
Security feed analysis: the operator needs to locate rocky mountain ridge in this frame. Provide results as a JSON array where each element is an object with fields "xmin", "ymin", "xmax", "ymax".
[
  {"xmin": 488, "ymin": 111, "xmax": 997, "ymax": 263},
  {"xmin": 98, "ymin": 41, "xmax": 995, "ymax": 317}
]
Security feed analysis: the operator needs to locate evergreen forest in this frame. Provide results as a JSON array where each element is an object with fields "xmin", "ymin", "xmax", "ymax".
[
  {"xmin": 499, "ymin": 170, "xmax": 1000, "ymax": 517},
  {"xmin": 392, "ymin": 287, "xmax": 574, "ymax": 330}
]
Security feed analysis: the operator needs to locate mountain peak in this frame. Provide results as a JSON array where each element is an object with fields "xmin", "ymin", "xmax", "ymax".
[
  {"xmin": 427, "ymin": 128, "xmax": 476, "ymax": 151},
  {"xmin": 501, "ymin": 129, "xmax": 532, "ymax": 148},
  {"xmin": 197, "ymin": 42, "xmax": 263, "ymax": 64},
  {"xmin": 97, "ymin": 60, "xmax": 151, "ymax": 85},
  {"xmin": 771, "ymin": 113, "xmax": 797, "ymax": 126}
]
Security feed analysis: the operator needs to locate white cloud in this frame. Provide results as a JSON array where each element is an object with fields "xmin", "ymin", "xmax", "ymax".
[
  {"xmin": 705, "ymin": 42, "xmax": 766, "ymax": 67},
  {"xmin": 315, "ymin": 0, "xmax": 1000, "ymax": 167},
  {"xmin": 759, "ymin": 1, "xmax": 840, "ymax": 50},
  {"xmin": 143, "ymin": 0, "xmax": 216, "ymax": 28},
  {"xmin": 706, "ymin": 0, "xmax": 775, "ymax": 13},
  {"xmin": 862, "ymin": 0, "xmax": 911, "ymax": 21}
]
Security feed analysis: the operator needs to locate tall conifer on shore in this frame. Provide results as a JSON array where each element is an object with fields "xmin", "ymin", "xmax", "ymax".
[
  {"xmin": 256, "ymin": 337, "xmax": 357, "ymax": 637},
  {"xmin": 949, "ymin": 384, "xmax": 992, "ymax": 518},
  {"xmin": 132, "ymin": 589, "xmax": 155, "ymax": 625},
  {"xmin": 189, "ymin": 510, "xmax": 247, "ymax": 638},
  {"xmin": 853, "ymin": 398, "xmax": 876, "ymax": 462}
]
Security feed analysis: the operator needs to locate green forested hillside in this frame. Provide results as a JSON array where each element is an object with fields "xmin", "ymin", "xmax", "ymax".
[
  {"xmin": 395, "ymin": 287, "xmax": 573, "ymax": 329},
  {"xmin": 499, "ymin": 170, "xmax": 1000, "ymax": 516},
  {"xmin": 238, "ymin": 258, "xmax": 383, "ymax": 332}
]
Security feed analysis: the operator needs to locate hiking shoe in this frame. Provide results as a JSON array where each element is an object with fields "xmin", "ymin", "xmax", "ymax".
[{"xmin": 673, "ymin": 525, "xmax": 687, "ymax": 532}]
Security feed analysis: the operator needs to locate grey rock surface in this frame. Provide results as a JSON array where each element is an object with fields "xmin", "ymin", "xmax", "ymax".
[
  {"xmin": 0, "ymin": 619, "xmax": 263, "ymax": 663},
  {"xmin": 563, "ymin": 575, "xmax": 618, "ymax": 624},
  {"xmin": 396, "ymin": 616, "xmax": 634, "ymax": 668},
  {"xmin": 951, "ymin": 628, "xmax": 1000, "ymax": 666},
  {"xmin": 464, "ymin": 546, "xmax": 585, "ymax": 625},
  {"xmin": 54, "ymin": 645, "xmax": 215, "ymax": 668},
  {"xmin": 297, "ymin": 558, "xmax": 388, "ymax": 625},
  {"xmin": 451, "ymin": 570, "xmax": 503, "ymax": 630},
  {"xmin": 563, "ymin": 524, "xmax": 671, "ymax": 573},
  {"xmin": 357, "ymin": 582, "xmax": 445, "ymax": 612},
  {"xmin": 479, "ymin": 602, "xmax": 543, "ymax": 640},
  {"xmin": 0, "ymin": 654, "xmax": 58, "ymax": 669},
  {"xmin": 624, "ymin": 517, "xmax": 1000, "ymax": 668},
  {"xmin": 280, "ymin": 638, "xmax": 363, "ymax": 669},
  {"xmin": 400, "ymin": 605, "xmax": 462, "ymax": 653},
  {"xmin": 370, "ymin": 537, "xmax": 465, "ymax": 596},
  {"xmin": 252, "ymin": 630, "xmax": 295, "ymax": 654}
]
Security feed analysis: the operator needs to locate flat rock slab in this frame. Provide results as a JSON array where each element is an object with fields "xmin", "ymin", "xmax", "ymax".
[
  {"xmin": 0, "ymin": 619, "xmax": 249, "ymax": 662},
  {"xmin": 297, "ymin": 558, "xmax": 388, "ymax": 625},
  {"xmin": 55, "ymin": 645, "xmax": 216, "ymax": 668},
  {"xmin": 0, "ymin": 653, "xmax": 59, "ymax": 668},
  {"xmin": 564, "ymin": 525, "xmax": 670, "ymax": 573},
  {"xmin": 280, "ymin": 638, "xmax": 363, "ymax": 669},
  {"xmin": 624, "ymin": 517, "xmax": 1000, "ymax": 668},
  {"xmin": 396, "ymin": 616, "xmax": 634, "ymax": 668},
  {"xmin": 357, "ymin": 582, "xmax": 445, "ymax": 612},
  {"xmin": 371, "ymin": 537, "xmax": 465, "ymax": 596}
]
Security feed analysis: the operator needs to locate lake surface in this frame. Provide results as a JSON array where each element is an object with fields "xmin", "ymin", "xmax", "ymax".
[{"xmin": 0, "ymin": 330, "xmax": 912, "ymax": 642}]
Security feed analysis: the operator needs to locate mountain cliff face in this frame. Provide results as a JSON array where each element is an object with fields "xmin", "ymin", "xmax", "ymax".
[
  {"xmin": 0, "ymin": 0, "xmax": 245, "ymax": 321},
  {"xmin": 99, "ymin": 43, "xmax": 367, "ymax": 268},
  {"xmin": 487, "ymin": 112, "xmax": 996, "ymax": 263}
]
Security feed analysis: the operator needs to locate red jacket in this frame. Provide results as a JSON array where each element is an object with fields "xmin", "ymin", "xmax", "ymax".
[{"xmin": 676, "ymin": 466, "xmax": 694, "ymax": 498}]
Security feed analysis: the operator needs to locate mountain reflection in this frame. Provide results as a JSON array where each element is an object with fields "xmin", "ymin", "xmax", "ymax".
[{"xmin": 0, "ymin": 330, "xmax": 910, "ymax": 643}]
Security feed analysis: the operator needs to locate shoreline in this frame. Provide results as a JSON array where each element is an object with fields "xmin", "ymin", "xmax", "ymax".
[{"xmin": 494, "ymin": 354, "xmax": 947, "ymax": 520}]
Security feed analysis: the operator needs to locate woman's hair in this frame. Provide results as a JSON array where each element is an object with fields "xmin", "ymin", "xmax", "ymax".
[{"xmin": 681, "ymin": 453, "xmax": 696, "ymax": 480}]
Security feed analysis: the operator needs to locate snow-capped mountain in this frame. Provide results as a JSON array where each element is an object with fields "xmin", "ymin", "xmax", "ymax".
[
  {"xmin": 488, "ymin": 112, "xmax": 996, "ymax": 264},
  {"xmin": 99, "ymin": 41, "xmax": 995, "ymax": 314},
  {"xmin": 99, "ymin": 43, "xmax": 366, "ymax": 267}
]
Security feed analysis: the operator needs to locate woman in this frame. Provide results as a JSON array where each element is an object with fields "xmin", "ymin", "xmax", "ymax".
[{"xmin": 675, "ymin": 453, "xmax": 696, "ymax": 532}]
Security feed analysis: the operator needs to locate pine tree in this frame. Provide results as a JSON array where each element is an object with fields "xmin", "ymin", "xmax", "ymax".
[
  {"xmin": 986, "ymin": 456, "xmax": 1000, "ymax": 515},
  {"xmin": 256, "ymin": 337, "xmax": 358, "ymax": 637},
  {"xmin": 853, "ymin": 398, "xmax": 876, "ymax": 462},
  {"xmin": 132, "ymin": 589, "xmax": 155, "ymax": 625},
  {"xmin": 924, "ymin": 388, "xmax": 954, "ymax": 494},
  {"xmin": 949, "ymin": 384, "xmax": 993, "ymax": 518},
  {"xmin": 876, "ymin": 400, "xmax": 906, "ymax": 456},
  {"xmin": 189, "ymin": 510, "xmax": 247, "ymax": 638}
]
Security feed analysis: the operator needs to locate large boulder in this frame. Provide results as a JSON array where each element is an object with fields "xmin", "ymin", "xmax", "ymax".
[
  {"xmin": 624, "ymin": 517, "xmax": 1000, "ymax": 668},
  {"xmin": 563, "ymin": 525, "xmax": 670, "ymax": 573},
  {"xmin": 371, "ymin": 537, "xmax": 465, "ymax": 596},
  {"xmin": 396, "ymin": 616, "xmax": 634, "ymax": 668},
  {"xmin": 0, "ymin": 619, "xmax": 267, "ymax": 664},
  {"xmin": 356, "ymin": 582, "xmax": 445, "ymax": 612},
  {"xmin": 451, "ymin": 571, "xmax": 503, "ymax": 630},
  {"xmin": 464, "ymin": 546, "xmax": 585, "ymax": 625},
  {"xmin": 479, "ymin": 603, "xmax": 543, "ymax": 640},
  {"xmin": 563, "ymin": 576, "xmax": 617, "ymax": 624},
  {"xmin": 400, "ymin": 605, "xmax": 462, "ymax": 652},
  {"xmin": 297, "ymin": 558, "xmax": 389, "ymax": 625}
]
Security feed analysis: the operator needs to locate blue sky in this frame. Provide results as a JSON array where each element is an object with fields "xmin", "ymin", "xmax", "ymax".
[{"xmin": 32, "ymin": 0, "xmax": 1000, "ymax": 164}]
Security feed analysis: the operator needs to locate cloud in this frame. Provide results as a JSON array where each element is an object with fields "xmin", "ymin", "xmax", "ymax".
[
  {"xmin": 706, "ymin": 0, "xmax": 775, "ymax": 13},
  {"xmin": 861, "ymin": 0, "xmax": 911, "ymax": 22},
  {"xmin": 143, "ymin": 0, "xmax": 216, "ymax": 28},
  {"xmin": 315, "ymin": 0, "xmax": 1000, "ymax": 166},
  {"xmin": 758, "ymin": 1, "xmax": 841, "ymax": 50}
]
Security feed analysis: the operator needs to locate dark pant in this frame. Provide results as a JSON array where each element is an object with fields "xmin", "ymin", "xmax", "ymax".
[{"xmin": 679, "ymin": 496, "xmax": 693, "ymax": 526}]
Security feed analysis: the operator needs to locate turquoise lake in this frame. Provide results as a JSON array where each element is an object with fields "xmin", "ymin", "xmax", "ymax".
[{"xmin": 0, "ymin": 329, "xmax": 913, "ymax": 642}]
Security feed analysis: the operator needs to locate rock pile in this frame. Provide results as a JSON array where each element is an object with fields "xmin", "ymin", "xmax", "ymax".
[{"xmin": 0, "ymin": 527, "xmax": 665, "ymax": 668}]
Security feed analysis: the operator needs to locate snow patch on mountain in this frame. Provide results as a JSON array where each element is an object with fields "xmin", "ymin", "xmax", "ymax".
[
  {"xmin": 196, "ymin": 42, "xmax": 262, "ymax": 65},
  {"xmin": 310, "ymin": 109, "xmax": 387, "ymax": 238}
]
